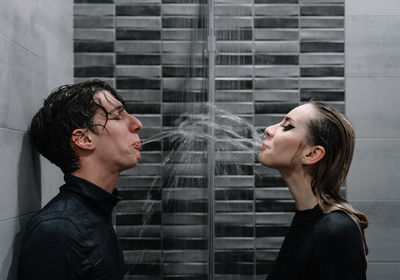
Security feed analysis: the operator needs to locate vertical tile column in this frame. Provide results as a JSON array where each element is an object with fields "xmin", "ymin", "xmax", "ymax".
[
  {"xmin": 74, "ymin": 0, "xmax": 116, "ymax": 86},
  {"xmin": 115, "ymin": 1, "xmax": 163, "ymax": 279},
  {"xmin": 253, "ymin": 0, "xmax": 299, "ymax": 279},
  {"xmin": 299, "ymin": 0, "xmax": 344, "ymax": 109}
]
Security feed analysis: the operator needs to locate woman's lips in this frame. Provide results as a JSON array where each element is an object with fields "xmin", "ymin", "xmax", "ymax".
[{"xmin": 132, "ymin": 142, "xmax": 142, "ymax": 150}]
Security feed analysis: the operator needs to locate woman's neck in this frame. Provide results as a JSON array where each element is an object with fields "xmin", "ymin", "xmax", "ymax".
[{"xmin": 280, "ymin": 168, "xmax": 318, "ymax": 211}]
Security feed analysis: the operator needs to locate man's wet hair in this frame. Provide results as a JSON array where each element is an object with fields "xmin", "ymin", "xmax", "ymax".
[{"xmin": 29, "ymin": 79, "xmax": 125, "ymax": 174}]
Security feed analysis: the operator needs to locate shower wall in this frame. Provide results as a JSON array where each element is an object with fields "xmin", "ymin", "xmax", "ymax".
[{"xmin": 74, "ymin": 0, "xmax": 344, "ymax": 279}]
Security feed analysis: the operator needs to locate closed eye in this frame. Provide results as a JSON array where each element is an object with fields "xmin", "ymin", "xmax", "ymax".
[{"xmin": 281, "ymin": 124, "xmax": 295, "ymax": 131}]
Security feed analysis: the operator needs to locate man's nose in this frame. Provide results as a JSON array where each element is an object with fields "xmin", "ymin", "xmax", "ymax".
[{"xmin": 129, "ymin": 115, "xmax": 142, "ymax": 133}]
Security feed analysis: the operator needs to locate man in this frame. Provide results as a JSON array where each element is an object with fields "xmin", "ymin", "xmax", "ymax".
[{"xmin": 17, "ymin": 80, "xmax": 142, "ymax": 279}]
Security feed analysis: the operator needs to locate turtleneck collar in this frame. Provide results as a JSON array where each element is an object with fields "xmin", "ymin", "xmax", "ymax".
[
  {"xmin": 60, "ymin": 174, "xmax": 121, "ymax": 219},
  {"xmin": 292, "ymin": 204, "xmax": 323, "ymax": 225}
]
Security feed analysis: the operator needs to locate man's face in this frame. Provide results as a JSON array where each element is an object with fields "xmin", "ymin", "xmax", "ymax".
[{"xmin": 90, "ymin": 90, "xmax": 142, "ymax": 173}]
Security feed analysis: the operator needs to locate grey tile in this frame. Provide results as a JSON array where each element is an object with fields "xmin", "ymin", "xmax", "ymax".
[
  {"xmin": 163, "ymin": 4, "xmax": 205, "ymax": 16},
  {"xmin": 346, "ymin": 77, "xmax": 400, "ymax": 138},
  {"xmin": 255, "ymin": 4, "xmax": 299, "ymax": 16},
  {"xmin": 255, "ymin": 41, "xmax": 299, "ymax": 53},
  {"xmin": 255, "ymin": 66, "xmax": 299, "ymax": 77},
  {"xmin": 75, "ymin": 53, "xmax": 115, "ymax": 66},
  {"xmin": 346, "ymin": 0, "xmax": 400, "ymax": 16},
  {"xmin": 215, "ymin": 4, "xmax": 253, "ymax": 16},
  {"xmin": 116, "ymin": 66, "xmax": 161, "ymax": 78},
  {"xmin": 116, "ymin": 41, "xmax": 161, "ymax": 53},
  {"xmin": 300, "ymin": 77, "xmax": 344, "ymax": 89},
  {"xmin": 300, "ymin": 53, "xmax": 344, "ymax": 65},
  {"xmin": 74, "ymin": 16, "xmax": 114, "ymax": 28},
  {"xmin": 346, "ymin": 16, "xmax": 400, "ymax": 77},
  {"xmin": 300, "ymin": 29, "xmax": 344, "ymax": 41},
  {"xmin": 300, "ymin": 17, "xmax": 344, "ymax": 28},
  {"xmin": 347, "ymin": 139, "xmax": 400, "ymax": 200},
  {"xmin": 216, "ymin": 66, "xmax": 253, "ymax": 77},
  {"xmin": 74, "ymin": 28, "xmax": 115, "ymax": 41},
  {"xmin": 74, "ymin": 4, "xmax": 115, "ymax": 16},
  {"xmin": 255, "ymin": 29, "xmax": 298, "ymax": 40},
  {"xmin": 254, "ymin": 90, "xmax": 299, "ymax": 102},
  {"xmin": 366, "ymin": 262, "xmax": 400, "ymax": 280},
  {"xmin": 0, "ymin": 129, "xmax": 41, "ymax": 220},
  {"xmin": 350, "ymin": 201, "xmax": 400, "ymax": 261}
]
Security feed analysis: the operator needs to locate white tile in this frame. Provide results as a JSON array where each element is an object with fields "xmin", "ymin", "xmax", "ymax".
[
  {"xmin": 0, "ymin": 215, "xmax": 32, "ymax": 280},
  {"xmin": 0, "ymin": 129, "xmax": 41, "ymax": 221},
  {"xmin": 346, "ymin": 77, "xmax": 400, "ymax": 138},
  {"xmin": 351, "ymin": 201, "xmax": 400, "ymax": 262},
  {"xmin": 346, "ymin": 16, "xmax": 400, "ymax": 77},
  {"xmin": 347, "ymin": 139, "xmax": 400, "ymax": 200},
  {"xmin": 346, "ymin": 0, "xmax": 400, "ymax": 16}
]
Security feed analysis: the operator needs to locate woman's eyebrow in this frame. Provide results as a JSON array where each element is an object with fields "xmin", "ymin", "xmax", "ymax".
[{"xmin": 284, "ymin": 116, "xmax": 296, "ymax": 123}]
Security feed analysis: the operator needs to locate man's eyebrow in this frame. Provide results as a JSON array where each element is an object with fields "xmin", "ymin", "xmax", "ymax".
[{"xmin": 108, "ymin": 104, "xmax": 125, "ymax": 114}]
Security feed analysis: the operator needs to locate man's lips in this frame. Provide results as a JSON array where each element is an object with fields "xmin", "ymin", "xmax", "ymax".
[
  {"xmin": 132, "ymin": 142, "xmax": 142, "ymax": 150},
  {"xmin": 260, "ymin": 143, "xmax": 269, "ymax": 151}
]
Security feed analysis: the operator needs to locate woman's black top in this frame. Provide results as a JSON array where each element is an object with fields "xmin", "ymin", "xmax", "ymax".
[
  {"xmin": 266, "ymin": 205, "xmax": 366, "ymax": 280},
  {"xmin": 17, "ymin": 175, "xmax": 124, "ymax": 280}
]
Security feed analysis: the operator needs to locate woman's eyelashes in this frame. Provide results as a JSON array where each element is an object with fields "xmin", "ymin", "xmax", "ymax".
[{"xmin": 281, "ymin": 124, "xmax": 295, "ymax": 131}]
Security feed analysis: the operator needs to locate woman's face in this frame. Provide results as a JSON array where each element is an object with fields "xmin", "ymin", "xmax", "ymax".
[{"xmin": 258, "ymin": 103, "xmax": 316, "ymax": 170}]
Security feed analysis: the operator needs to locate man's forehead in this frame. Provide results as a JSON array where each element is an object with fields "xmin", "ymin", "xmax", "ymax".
[{"xmin": 94, "ymin": 90, "xmax": 122, "ymax": 107}]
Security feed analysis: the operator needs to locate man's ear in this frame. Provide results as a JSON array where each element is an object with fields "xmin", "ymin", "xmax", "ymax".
[
  {"xmin": 71, "ymin": 129, "xmax": 95, "ymax": 151},
  {"xmin": 303, "ymin": 145, "xmax": 325, "ymax": 165}
]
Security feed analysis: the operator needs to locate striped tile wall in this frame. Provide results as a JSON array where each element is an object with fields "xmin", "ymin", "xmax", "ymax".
[{"xmin": 74, "ymin": 0, "xmax": 344, "ymax": 279}]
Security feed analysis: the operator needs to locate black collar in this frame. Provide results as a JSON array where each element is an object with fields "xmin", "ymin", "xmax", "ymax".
[
  {"xmin": 292, "ymin": 204, "xmax": 323, "ymax": 225},
  {"xmin": 60, "ymin": 174, "xmax": 121, "ymax": 219}
]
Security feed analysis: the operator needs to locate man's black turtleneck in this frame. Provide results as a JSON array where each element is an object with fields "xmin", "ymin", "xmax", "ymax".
[
  {"xmin": 17, "ymin": 175, "xmax": 124, "ymax": 280},
  {"xmin": 266, "ymin": 205, "xmax": 367, "ymax": 280}
]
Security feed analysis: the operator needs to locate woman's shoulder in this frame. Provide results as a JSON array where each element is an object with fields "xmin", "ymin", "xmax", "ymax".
[{"xmin": 315, "ymin": 210, "xmax": 360, "ymax": 239}]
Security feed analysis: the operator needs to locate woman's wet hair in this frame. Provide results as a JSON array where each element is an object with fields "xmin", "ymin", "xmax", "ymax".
[
  {"xmin": 305, "ymin": 100, "xmax": 369, "ymax": 256},
  {"xmin": 29, "ymin": 79, "xmax": 125, "ymax": 174}
]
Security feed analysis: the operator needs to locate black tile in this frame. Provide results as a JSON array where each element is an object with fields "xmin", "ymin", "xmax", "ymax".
[
  {"xmin": 74, "ymin": 66, "xmax": 114, "ymax": 77},
  {"xmin": 162, "ymin": 176, "xmax": 207, "ymax": 188},
  {"xmin": 120, "ymin": 238, "xmax": 162, "ymax": 250},
  {"xmin": 255, "ymin": 18, "xmax": 298, "ymax": 28},
  {"xmin": 215, "ymin": 263, "xmax": 254, "ymax": 274},
  {"xmin": 163, "ymin": 17, "xmax": 206, "ymax": 29},
  {"xmin": 216, "ymin": 55, "xmax": 253, "ymax": 65},
  {"xmin": 301, "ymin": 66, "xmax": 344, "ymax": 77},
  {"xmin": 300, "ymin": 42, "xmax": 344, "ymax": 53},
  {"xmin": 162, "ymin": 137, "xmax": 207, "ymax": 150},
  {"xmin": 255, "ymin": 176, "xmax": 286, "ymax": 187},
  {"xmin": 75, "ymin": 0, "xmax": 113, "ymax": 3},
  {"xmin": 162, "ymin": 200, "xmax": 208, "ymax": 212},
  {"xmin": 255, "ymin": 55, "xmax": 298, "ymax": 65},
  {"xmin": 163, "ymin": 239, "xmax": 207, "ymax": 250},
  {"xmin": 163, "ymin": 90, "xmax": 208, "ymax": 102},
  {"xmin": 256, "ymin": 225, "xmax": 290, "ymax": 237},
  {"xmin": 216, "ymin": 80, "xmax": 253, "ymax": 90},
  {"xmin": 215, "ymin": 189, "xmax": 253, "ymax": 200},
  {"xmin": 255, "ymin": 0, "xmax": 297, "ymax": 3},
  {"xmin": 162, "ymin": 66, "xmax": 206, "ymax": 78},
  {"xmin": 301, "ymin": 5, "xmax": 344, "ymax": 17},
  {"xmin": 74, "ymin": 41, "xmax": 114, "ymax": 53},
  {"xmin": 163, "ymin": 276, "xmax": 207, "ymax": 280},
  {"xmin": 124, "ymin": 264, "xmax": 161, "ymax": 275},
  {"xmin": 215, "ymin": 251, "xmax": 254, "ymax": 262},
  {"xmin": 162, "ymin": 0, "xmax": 207, "ymax": 4},
  {"xmin": 119, "ymin": 190, "xmax": 162, "ymax": 200},
  {"xmin": 125, "ymin": 103, "xmax": 161, "ymax": 114},
  {"xmin": 117, "ymin": 213, "xmax": 161, "ymax": 225},
  {"xmin": 116, "ymin": 5, "xmax": 161, "ymax": 16},
  {"xmin": 300, "ymin": 90, "xmax": 344, "ymax": 102},
  {"xmin": 216, "ymin": 29, "xmax": 253, "ymax": 41},
  {"xmin": 117, "ymin": 54, "xmax": 160, "ymax": 65},
  {"xmin": 116, "ymin": 30, "xmax": 161, "ymax": 40},
  {"xmin": 215, "ymin": 226, "xmax": 254, "ymax": 238},
  {"xmin": 254, "ymin": 102, "xmax": 298, "ymax": 114},
  {"xmin": 255, "ymin": 200, "xmax": 296, "ymax": 212},
  {"xmin": 117, "ymin": 78, "xmax": 161, "ymax": 89},
  {"xmin": 255, "ymin": 262, "xmax": 274, "ymax": 274},
  {"xmin": 141, "ymin": 141, "xmax": 162, "ymax": 151},
  {"xmin": 215, "ymin": 165, "xmax": 254, "ymax": 175}
]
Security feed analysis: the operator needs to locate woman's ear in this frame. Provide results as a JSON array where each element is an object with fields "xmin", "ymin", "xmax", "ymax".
[
  {"xmin": 71, "ymin": 129, "xmax": 95, "ymax": 151},
  {"xmin": 304, "ymin": 145, "xmax": 325, "ymax": 165}
]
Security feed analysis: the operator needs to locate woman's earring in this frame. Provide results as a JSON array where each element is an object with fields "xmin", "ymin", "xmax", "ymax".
[{"xmin": 301, "ymin": 160, "xmax": 306, "ymax": 167}]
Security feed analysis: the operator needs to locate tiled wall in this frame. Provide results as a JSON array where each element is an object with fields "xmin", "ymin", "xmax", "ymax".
[
  {"xmin": 345, "ymin": 1, "xmax": 400, "ymax": 279},
  {"xmin": 74, "ymin": 0, "xmax": 344, "ymax": 279},
  {"xmin": 0, "ymin": 0, "xmax": 73, "ymax": 279}
]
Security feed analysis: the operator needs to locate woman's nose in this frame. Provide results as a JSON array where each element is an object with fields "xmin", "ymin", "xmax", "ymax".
[{"xmin": 264, "ymin": 124, "xmax": 276, "ymax": 138}]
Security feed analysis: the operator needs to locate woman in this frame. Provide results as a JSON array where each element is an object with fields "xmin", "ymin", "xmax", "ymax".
[{"xmin": 259, "ymin": 100, "xmax": 368, "ymax": 280}]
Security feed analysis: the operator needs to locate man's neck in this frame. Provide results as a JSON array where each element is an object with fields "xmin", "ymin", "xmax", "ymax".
[{"xmin": 72, "ymin": 167, "xmax": 119, "ymax": 194}]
